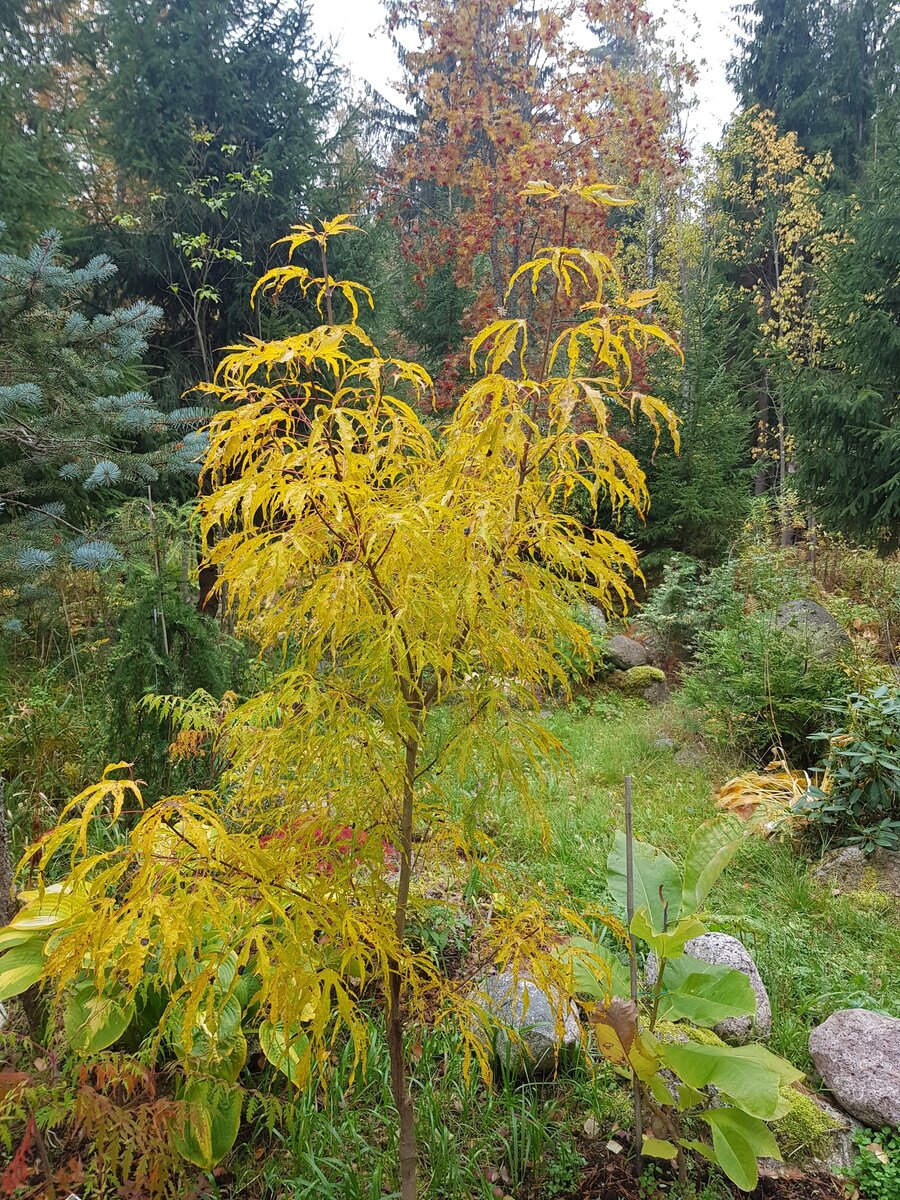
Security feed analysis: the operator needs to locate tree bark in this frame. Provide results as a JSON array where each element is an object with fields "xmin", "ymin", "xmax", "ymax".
[
  {"xmin": 387, "ymin": 729, "xmax": 420, "ymax": 1200},
  {"xmin": 0, "ymin": 778, "xmax": 12, "ymax": 926}
]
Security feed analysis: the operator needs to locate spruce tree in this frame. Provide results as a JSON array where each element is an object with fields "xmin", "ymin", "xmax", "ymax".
[
  {"xmin": 0, "ymin": 0, "xmax": 81, "ymax": 246},
  {"xmin": 730, "ymin": 0, "xmax": 898, "ymax": 181},
  {"xmin": 789, "ymin": 105, "xmax": 900, "ymax": 547},
  {"xmin": 0, "ymin": 227, "xmax": 204, "ymax": 602},
  {"xmin": 72, "ymin": 0, "xmax": 340, "ymax": 388}
]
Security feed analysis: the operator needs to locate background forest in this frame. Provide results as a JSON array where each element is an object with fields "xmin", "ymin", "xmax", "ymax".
[{"xmin": 0, "ymin": 1, "xmax": 899, "ymax": 1199}]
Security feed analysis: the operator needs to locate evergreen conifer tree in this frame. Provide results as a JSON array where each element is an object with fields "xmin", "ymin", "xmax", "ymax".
[
  {"xmin": 0, "ymin": 227, "xmax": 204, "ymax": 604},
  {"xmin": 72, "ymin": 0, "xmax": 340, "ymax": 388},
  {"xmin": 0, "ymin": 0, "xmax": 81, "ymax": 246},
  {"xmin": 790, "ymin": 104, "xmax": 900, "ymax": 547}
]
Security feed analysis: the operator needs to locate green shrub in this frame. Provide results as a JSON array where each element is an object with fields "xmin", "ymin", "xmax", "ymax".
[
  {"xmin": 850, "ymin": 1127, "xmax": 900, "ymax": 1200},
  {"xmin": 800, "ymin": 686, "xmax": 900, "ymax": 852},
  {"xmin": 638, "ymin": 554, "xmax": 742, "ymax": 659},
  {"xmin": 681, "ymin": 612, "xmax": 847, "ymax": 764}
]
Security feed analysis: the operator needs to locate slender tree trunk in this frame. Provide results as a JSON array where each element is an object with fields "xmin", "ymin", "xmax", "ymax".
[
  {"xmin": 0, "ymin": 778, "xmax": 12, "ymax": 926},
  {"xmin": 754, "ymin": 386, "xmax": 770, "ymax": 497},
  {"xmin": 387, "ymin": 728, "xmax": 420, "ymax": 1200}
]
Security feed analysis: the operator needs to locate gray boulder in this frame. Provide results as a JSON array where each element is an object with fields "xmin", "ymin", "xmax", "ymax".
[
  {"xmin": 774, "ymin": 600, "xmax": 851, "ymax": 659},
  {"xmin": 606, "ymin": 634, "xmax": 650, "ymax": 670},
  {"xmin": 649, "ymin": 933, "xmax": 772, "ymax": 1044},
  {"xmin": 809, "ymin": 1009, "xmax": 900, "ymax": 1128},
  {"xmin": 472, "ymin": 972, "xmax": 581, "ymax": 1076},
  {"xmin": 812, "ymin": 846, "xmax": 900, "ymax": 899}
]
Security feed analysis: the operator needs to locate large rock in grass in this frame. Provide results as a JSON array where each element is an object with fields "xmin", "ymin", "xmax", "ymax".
[
  {"xmin": 774, "ymin": 600, "xmax": 851, "ymax": 659},
  {"xmin": 606, "ymin": 634, "xmax": 651, "ymax": 670},
  {"xmin": 650, "ymin": 933, "xmax": 772, "ymax": 1044},
  {"xmin": 471, "ymin": 973, "xmax": 581, "ymax": 1077},
  {"xmin": 809, "ymin": 1010, "xmax": 900, "ymax": 1128}
]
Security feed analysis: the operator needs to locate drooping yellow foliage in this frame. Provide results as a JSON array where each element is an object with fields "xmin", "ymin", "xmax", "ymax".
[{"xmin": 18, "ymin": 187, "xmax": 679, "ymax": 1197}]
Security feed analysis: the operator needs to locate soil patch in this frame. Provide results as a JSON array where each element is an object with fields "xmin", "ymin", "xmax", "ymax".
[{"xmin": 570, "ymin": 1143, "xmax": 846, "ymax": 1200}]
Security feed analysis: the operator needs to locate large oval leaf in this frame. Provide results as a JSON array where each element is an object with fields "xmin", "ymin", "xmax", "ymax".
[
  {"xmin": 173, "ymin": 1078, "xmax": 242, "ymax": 1170},
  {"xmin": 607, "ymin": 832, "xmax": 680, "ymax": 932},
  {"xmin": 258, "ymin": 1020, "xmax": 309, "ymax": 1087},
  {"xmin": 63, "ymin": 986, "xmax": 135, "ymax": 1054},
  {"xmin": 661, "ymin": 1041, "xmax": 802, "ymax": 1120},
  {"xmin": 656, "ymin": 958, "xmax": 756, "ymax": 1027},
  {"xmin": 0, "ymin": 941, "xmax": 44, "ymax": 1000},
  {"xmin": 700, "ymin": 1107, "xmax": 781, "ymax": 1191},
  {"xmin": 680, "ymin": 815, "xmax": 745, "ymax": 916}
]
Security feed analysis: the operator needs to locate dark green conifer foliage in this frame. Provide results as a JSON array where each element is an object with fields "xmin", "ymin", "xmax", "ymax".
[
  {"xmin": 0, "ymin": 0, "xmax": 80, "ymax": 246},
  {"xmin": 730, "ymin": 0, "xmax": 898, "ymax": 181},
  {"xmin": 74, "ymin": 0, "xmax": 340, "ymax": 388},
  {"xmin": 790, "ymin": 106, "xmax": 900, "ymax": 547}
]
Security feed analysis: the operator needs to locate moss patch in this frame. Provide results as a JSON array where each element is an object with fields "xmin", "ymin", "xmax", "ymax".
[
  {"xmin": 770, "ymin": 1086, "xmax": 842, "ymax": 1162},
  {"xmin": 654, "ymin": 1020, "xmax": 728, "ymax": 1048},
  {"xmin": 609, "ymin": 666, "xmax": 666, "ymax": 696}
]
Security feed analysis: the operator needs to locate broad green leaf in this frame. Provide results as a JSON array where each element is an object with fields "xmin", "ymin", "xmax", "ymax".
[
  {"xmin": 259, "ymin": 1020, "xmax": 310, "ymax": 1087},
  {"xmin": 0, "ymin": 941, "xmax": 44, "ymax": 1000},
  {"xmin": 680, "ymin": 815, "xmax": 745, "ymax": 916},
  {"xmin": 0, "ymin": 927, "xmax": 36, "ymax": 952},
  {"xmin": 63, "ymin": 986, "xmax": 135, "ymax": 1054},
  {"xmin": 674, "ymin": 1083, "xmax": 706, "ymax": 1112},
  {"xmin": 661, "ymin": 1041, "xmax": 800, "ymax": 1119},
  {"xmin": 656, "ymin": 966, "xmax": 756, "ymax": 1027},
  {"xmin": 607, "ymin": 832, "xmax": 680, "ymax": 931},
  {"xmin": 678, "ymin": 1138, "xmax": 718, "ymax": 1165},
  {"xmin": 172, "ymin": 994, "xmax": 243, "ymax": 1061},
  {"xmin": 207, "ymin": 1032, "xmax": 247, "ymax": 1083},
  {"xmin": 173, "ymin": 1078, "xmax": 242, "ymax": 1169},
  {"xmin": 631, "ymin": 910, "xmax": 706, "ymax": 959},
  {"xmin": 554, "ymin": 936, "xmax": 630, "ymax": 1001},
  {"xmin": 643, "ymin": 1137, "xmax": 678, "ymax": 1160},
  {"xmin": 700, "ymin": 1107, "xmax": 782, "ymax": 1191},
  {"xmin": 647, "ymin": 1075, "xmax": 677, "ymax": 1107}
]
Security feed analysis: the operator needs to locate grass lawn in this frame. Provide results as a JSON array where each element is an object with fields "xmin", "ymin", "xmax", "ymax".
[{"xmin": 230, "ymin": 699, "xmax": 900, "ymax": 1200}]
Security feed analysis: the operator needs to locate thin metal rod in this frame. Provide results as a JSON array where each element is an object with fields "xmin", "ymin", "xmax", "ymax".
[{"xmin": 624, "ymin": 775, "xmax": 643, "ymax": 1173}]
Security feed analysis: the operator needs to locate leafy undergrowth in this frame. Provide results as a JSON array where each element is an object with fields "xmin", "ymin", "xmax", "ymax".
[
  {"xmin": 487, "ymin": 699, "xmax": 900, "ymax": 1069},
  {"xmin": 218, "ymin": 698, "xmax": 898, "ymax": 1200},
  {"xmin": 6, "ymin": 699, "xmax": 897, "ymax": 1200}
]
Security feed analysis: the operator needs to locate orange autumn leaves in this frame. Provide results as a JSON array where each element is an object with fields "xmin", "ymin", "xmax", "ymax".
[{"xmin": 386, "ymin": 0, "xmax": 680, "ymax": 392}]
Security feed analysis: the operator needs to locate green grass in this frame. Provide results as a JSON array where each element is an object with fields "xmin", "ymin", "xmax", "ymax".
[
  {"xmin": 225, "ymin": 697, "xmax": 900, "ymax": 1200},
  {"xmin": 489, "ymin": 698, "xmax": 900, "ymax": 1068}
]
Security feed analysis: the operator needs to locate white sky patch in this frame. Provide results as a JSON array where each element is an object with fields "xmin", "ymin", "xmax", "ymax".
[{"xmin": 309, "ymin": 0, "xmax": 739, "ymax": 150}]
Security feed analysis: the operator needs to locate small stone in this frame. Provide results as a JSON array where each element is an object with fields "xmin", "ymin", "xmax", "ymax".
[{"xmin": 809, "ymin": 1009, "xmax": 900, "ymax": 1129}]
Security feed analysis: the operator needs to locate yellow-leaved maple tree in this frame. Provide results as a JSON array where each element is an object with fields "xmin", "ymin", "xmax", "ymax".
[{"xmin": 18, "ymin": 183, "xmax": 678, "ymax": 1198}]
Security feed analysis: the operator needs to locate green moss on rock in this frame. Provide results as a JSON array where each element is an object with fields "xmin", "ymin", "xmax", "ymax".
[
  {"xmin": 609, "ymin": 666, "xmax": 666, "ymax": 696},
  {"xmin": 770, "ymin": 1086, "xmax": 842, "ymax": 1163}
]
